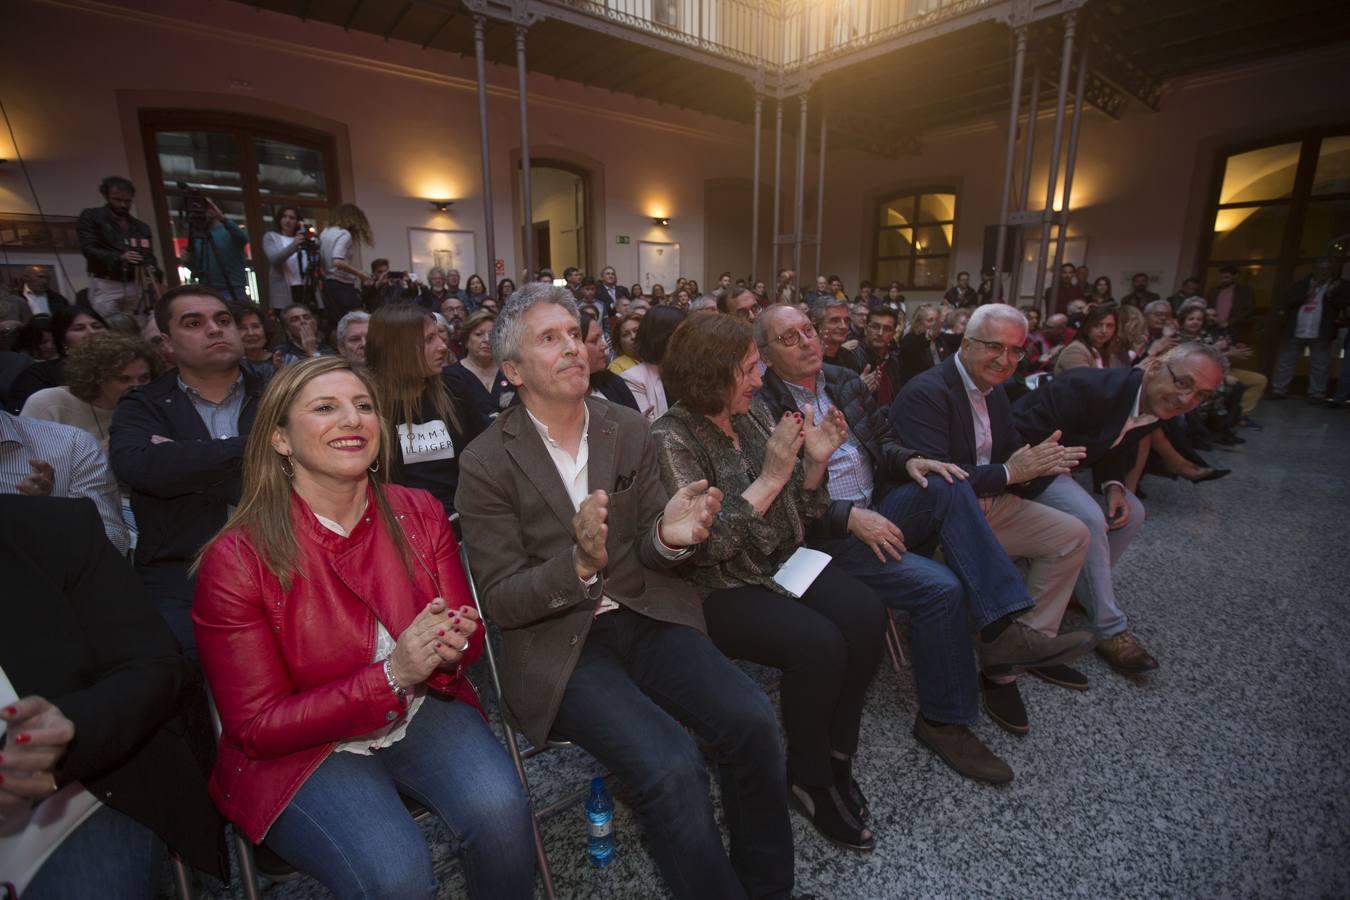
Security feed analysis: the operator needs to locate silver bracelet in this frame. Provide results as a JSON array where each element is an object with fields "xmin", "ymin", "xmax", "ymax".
[{"xmin": 382, "ymin": 658, "xmax": 408, "ymax": 699}]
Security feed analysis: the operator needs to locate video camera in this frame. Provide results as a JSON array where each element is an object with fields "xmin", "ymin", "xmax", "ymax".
[{"xmin": 177, "ymin": 181, "xmax": 212, "ymax": 230}]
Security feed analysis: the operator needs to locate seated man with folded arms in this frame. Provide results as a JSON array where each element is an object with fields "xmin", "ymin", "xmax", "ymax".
[
  {"xmin": 892, "ymin": 305, "xmax": 1095, "ymax": 734},
  {"xmin": 1012, "ymin": 341, "xmax": 1225, "ymax": 674},
  {"xmin": 455, "ymin": 283, "xmax": 795, "ymax": 900},
  {"xmin": 110, "ymin": 285, "xmax": 266, "ymax": 661},
  {"xmin": 755, "ymin": 306, "xmax": 1092, "ymax": 779}
]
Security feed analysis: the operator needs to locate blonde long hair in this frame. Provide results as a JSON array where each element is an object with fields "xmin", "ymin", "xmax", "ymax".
[
  {"xmin": 366, "ymin": 306, "xmax": 462, "ymax": 445},
  {"xmin": 194, "ymin": 356, "xmax": 410, "ymax": 590},
  {"xmin": 326, "ymin": 203, "xmax": 374, "ymax": 246}
]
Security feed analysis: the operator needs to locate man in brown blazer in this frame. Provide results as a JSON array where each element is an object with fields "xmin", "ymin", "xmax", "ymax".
[{"xmin": 456, "ymin": 284, "xmax": 795, "ymax": 900}]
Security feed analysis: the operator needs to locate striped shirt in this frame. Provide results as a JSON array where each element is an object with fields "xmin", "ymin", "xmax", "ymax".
[
  {"xmin": 782, "ymin": 377, "xmax": 874, "ymax": 507},
  {"xmin": 0, "ymin": 412, "xmax": 130, "ymax": 554}
]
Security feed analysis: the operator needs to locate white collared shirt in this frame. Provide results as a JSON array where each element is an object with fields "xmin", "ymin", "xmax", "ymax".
[
  {"xmin": 952, "ymin": 354, "xmax": 995, "ymax": 466},
  {"xmin": 1110, "ymin": 385, "xmax": 1159, "ymax": 449},
  {"xmin": 525, "ymin": 404, "xmax": 619, "ymax": 615}
]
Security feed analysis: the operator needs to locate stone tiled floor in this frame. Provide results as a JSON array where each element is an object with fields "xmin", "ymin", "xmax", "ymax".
[{"xmin": 187, "ymin": 400, "xmax": 1350, "ymax": 898}]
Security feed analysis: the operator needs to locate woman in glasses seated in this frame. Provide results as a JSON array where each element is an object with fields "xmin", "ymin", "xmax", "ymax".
[
  {"xmin": 193, "ymin": 356, "xmax": 535, "ymax": 900},
  {"xmin": 652, "ymin": 313, "xmax": 886, "ymax": 854}
]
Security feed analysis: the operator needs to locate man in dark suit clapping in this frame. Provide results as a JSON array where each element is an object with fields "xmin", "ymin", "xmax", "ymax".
[
  {"xmin": 1012, "ymin": 342, "xmax": 1226, "ymax": 674},
  {"xmin": 455, "ymin": 283, "xmax": 794, "ymax": 900}
]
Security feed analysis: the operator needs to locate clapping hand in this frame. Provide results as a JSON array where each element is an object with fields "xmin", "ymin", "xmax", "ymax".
[
  {"xmin": 860, "ymin": 364, "xmax": 881, "ymax": 393},
  {"xmin": 388, "ymin": 599, "xmax": 478, "ymax": 689},
  {"xmin": 762, "ymin": 413, "xmax": 805, "ymax": 486},
  {"xmin": 572, "ymin": 490, "xmax": 609, "ymax": 579},
  {"xmin": 659, "ymin": 479, "xmax": 724, "ymax": 548},
  {"xmin": 802, "ymin": 404, "xmax": 847, "ymax": 465},
  {"xmin": 0, "ymin": 697, "xmax": 75, "ymax": 812},
  {"xmin": 1005, "ymin": 429, "xmax": 1087, "ymax": 484}
]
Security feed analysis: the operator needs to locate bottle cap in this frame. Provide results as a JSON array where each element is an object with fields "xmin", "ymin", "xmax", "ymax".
[{"xmin": 591, "ymin": 776, "xmax": 605, "ymax": 791}]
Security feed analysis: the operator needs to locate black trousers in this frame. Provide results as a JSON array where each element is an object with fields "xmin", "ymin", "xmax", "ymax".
[{"xmin": 704, "ymin": 563, "xmax": 886, "ymax": 788}]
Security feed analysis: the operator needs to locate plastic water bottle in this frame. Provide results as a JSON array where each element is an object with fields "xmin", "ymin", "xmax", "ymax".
[{"xmin": 585, "ymin": 776, "xmax": 615, "ymax": 868}]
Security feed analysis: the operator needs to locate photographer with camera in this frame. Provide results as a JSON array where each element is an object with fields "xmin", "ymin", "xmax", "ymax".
[
  {"xmin": 362, "ymin": 258, "xmax": 420, "ymax": 311},
  {"xmin": 262, "ymin": 205, "xmax": 317, "ymax": 315},
  {"xmin": 77, "ymin": 176, "xmax": 161, "ymax": 319},
  {"xmin": 184, "ymin": 191, "xmax": 249, "ymax": 302},
  {"xmin": 318, "ymin": 203, "xmax": 375, "ymax": 331}
]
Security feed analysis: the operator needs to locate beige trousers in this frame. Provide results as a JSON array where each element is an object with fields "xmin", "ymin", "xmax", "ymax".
[{"xmin": 979, "ymin": 492, "xmax": 1091, "ymax": 682}]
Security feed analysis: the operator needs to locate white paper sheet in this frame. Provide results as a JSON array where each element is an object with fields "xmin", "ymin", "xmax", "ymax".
[{"xmin": 771, "ymin": 547, "xmax": 831, "ymax": 599}]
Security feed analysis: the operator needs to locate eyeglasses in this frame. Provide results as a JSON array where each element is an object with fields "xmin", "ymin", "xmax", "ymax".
[
  {"xmin": 772, "ymin": 323, "xmax": 817, "ymax": 347},
  {"xmin": 1165, "ymin": 362, "xmax": 1215, "ymax": 403},
  {"xmin": 965, "ymin": 336, "xmax": 1028, "ymax": 361}
]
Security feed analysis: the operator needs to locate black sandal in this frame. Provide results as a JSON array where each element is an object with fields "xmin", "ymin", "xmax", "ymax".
[
  {"xmin": 830, "ymin": 755, "xmax": 869, "ymax": 822},
  {"xmin": 789, "ymin": 783, "xmax": 875, "ymax": 852}
]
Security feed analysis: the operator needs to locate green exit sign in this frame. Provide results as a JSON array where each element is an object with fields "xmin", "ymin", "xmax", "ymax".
[{"xmin": 616, "ymin": 235, "xmax": 631, "ymax": 245}]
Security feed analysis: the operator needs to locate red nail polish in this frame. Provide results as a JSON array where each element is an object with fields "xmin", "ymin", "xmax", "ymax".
[
  {"xmin": 15, "ymin": 734, "xmax": 31, "ymax": 745},
  {"xmin": 435, "ymin": 641, "xmax": 443, "ymax": 649},
  {"xmin": 2, "ymin": 706, "xmax": 15, "ymax": 717},
  {"xmin": 437, "ymin": 629, "xmax": 445, "ymax": 636}
]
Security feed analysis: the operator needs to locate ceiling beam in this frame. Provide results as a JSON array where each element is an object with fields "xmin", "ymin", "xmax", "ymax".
[
  {"xmin": 342, "ymin": 0, "xmax": 366, "ymax": 31},
  {"xmin": 383, "ymin": 2, "xmax": 413, "ymax": 40},
  {"xmin": 421, "ymin": 12, "xmax": 455, "ymax": 49}
]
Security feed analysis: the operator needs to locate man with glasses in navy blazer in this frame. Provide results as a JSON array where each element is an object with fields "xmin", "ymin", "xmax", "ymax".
[{"xmin": 1012, "ymin": 341, "xmax": 1226, "ymax": 675}]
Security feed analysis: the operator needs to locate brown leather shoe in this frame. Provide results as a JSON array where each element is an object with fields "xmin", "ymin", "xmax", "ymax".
[
  {"xmin": 977, "ymin": 622, "xmax": 1096, "ymax": 677},
  {"xmin": 913, "ymin": 716, "xmax": 1013, "ymax": 785},
  {"xmin": 1096, "ymin": 631, "xmax": 1159, "ymax": 674}
]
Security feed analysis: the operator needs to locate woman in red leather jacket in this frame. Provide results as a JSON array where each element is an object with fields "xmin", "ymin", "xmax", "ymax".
[{"xmin": 193, "ymin": 356, "xmax": 535, "ymax": 899}]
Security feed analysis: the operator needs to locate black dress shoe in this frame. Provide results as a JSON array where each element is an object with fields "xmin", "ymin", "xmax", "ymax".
[
  {"xmin": 1028, "ymin": 664, "xmax": 1089, "ymax": 691},
  {"xmin": 980, "ymin": 676, "xmax": 1029, "ymax": 735},
  {"xmin": 1187, "ymin": 468, "xmax": 1231, "ymax": 483}
]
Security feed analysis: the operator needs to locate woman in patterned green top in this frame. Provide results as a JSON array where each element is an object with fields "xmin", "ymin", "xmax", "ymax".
[{"xmin": 652, "ymin": 312, "xmax": 887, "ymax": 854}]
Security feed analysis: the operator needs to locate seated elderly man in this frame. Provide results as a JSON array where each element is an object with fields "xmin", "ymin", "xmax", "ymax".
[
  {"xmin": 455, "ymin": 284, "xmax": 794, "ymax": 899},
  {"xmin": 892, "ymin": 305, "xmax": 1095, "ymax": 732},
  {"xmin": 335, "ymin": 309, "xmax": 369, "ymax": 365},
  {"xmin": 1011, "ymin": 341, "xmax": 1226, "ymax": 674},
  {"xmin": 755, "ymin": 305, "xmax": 1093, "ymax": 779}
]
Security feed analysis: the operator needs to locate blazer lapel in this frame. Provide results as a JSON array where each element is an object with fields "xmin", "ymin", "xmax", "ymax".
[
  {"xmin": 501, "ymin": 405, "xmax": 585, "ymax": 535},
  {"xmin": 941, "ymin": 359, "xmax": 979, "ymax": 463},
  {"xmin": 586, "ymin": 398, "xmax": 618, "ymax": 497}
]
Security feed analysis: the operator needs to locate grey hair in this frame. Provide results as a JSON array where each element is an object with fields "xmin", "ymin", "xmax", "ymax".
[
  {"xmin": 335, "ymin": 310, "xmax": 370, "ymax": 344},
  {"xmin": 754, "ymin": 303, "xmax": 799, "ymax": 349},
  {"xmin": 491, "ymin": 282, "xmax": 579, "ymax": 364},
  {"xmin": 1161, "ymin": 340, "xmax": 1225, "ymax": 370},
  {"xmin": 1144, "ymin": 300, "xmax": 1172, "ymax": 317},
  {"xmin": 966, "ymin": 304, "xmax": 1027, "ymax": 339},
  {"xmin": 1176, "ymin": 298, "xmax": 1207, "ymax": 321},
  {"xmin": 689, "ymin": 294, "xmax": 719, "ymax": 313},
  {"xmin": 809, "ymin": 296, "xmax": 849, "ymax": 327},
  {"xmin": 426, "ymin": 267, "xmax": 447, "ymax": 282}
]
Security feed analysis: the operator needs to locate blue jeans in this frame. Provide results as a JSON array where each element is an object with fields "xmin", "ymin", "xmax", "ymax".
[
  {"xmin": 1033, "ymin": 474, "xmax": 1145, "ymax": 638},
  {"xmin": 551, "ymin": 611, "xmax": 793, "ymax": 900},
  {"xmin": 819, "ymin": 478, "xmax": 1032, "ymax": 724},
  {"xmin": 265, "ymin": 696, "xmax": 536, "ymax": 900},
  {"xmin": 25, "ymin": 803, "xmax": 165, "ymax": 900}
]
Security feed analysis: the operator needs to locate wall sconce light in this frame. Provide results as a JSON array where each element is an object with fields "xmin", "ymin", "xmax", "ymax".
[
  {"xmin": 428, "ymin": 199, "xmax": 455, "ymax": 213},
  {"xmin": 651, "ymin": 216, "xmax": 670, "ymax": 226}
]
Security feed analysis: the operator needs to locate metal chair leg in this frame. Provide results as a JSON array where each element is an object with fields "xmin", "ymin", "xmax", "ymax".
[
  {"xmin": 885, "ymin": 609, "xmax": 909, "ymax": 670},
  {"xmin": 170, "ymin": 853, "xmax": 197, "ymax": 900},
  {"xmin": 231, "ymin": 826, "xmax": 263, "ymax": 900}
]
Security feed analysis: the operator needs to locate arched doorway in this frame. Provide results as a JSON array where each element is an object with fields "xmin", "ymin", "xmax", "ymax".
[{"xmin": 518, "ymin": 160, "xmax": 591, "ymax": 277}]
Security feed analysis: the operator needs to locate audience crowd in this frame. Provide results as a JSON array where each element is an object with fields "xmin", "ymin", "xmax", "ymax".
[{"xmin": 2, "ymin": 172, "xmax": 1347, "ymax": 900}]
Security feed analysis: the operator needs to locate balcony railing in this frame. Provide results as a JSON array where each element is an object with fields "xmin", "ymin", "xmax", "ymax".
[{"xmin": 545, "ymin": 0, "xmax": 997, "ymax": 73}]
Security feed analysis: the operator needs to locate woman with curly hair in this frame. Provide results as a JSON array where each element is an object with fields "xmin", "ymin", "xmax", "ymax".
[
  {"xmin": 20, "ymin": 330, "xmax": 155, "ymax": 446},
  {"xmin": 319, "ymin": 203, "xmax": 375, "ymax": 329}
]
